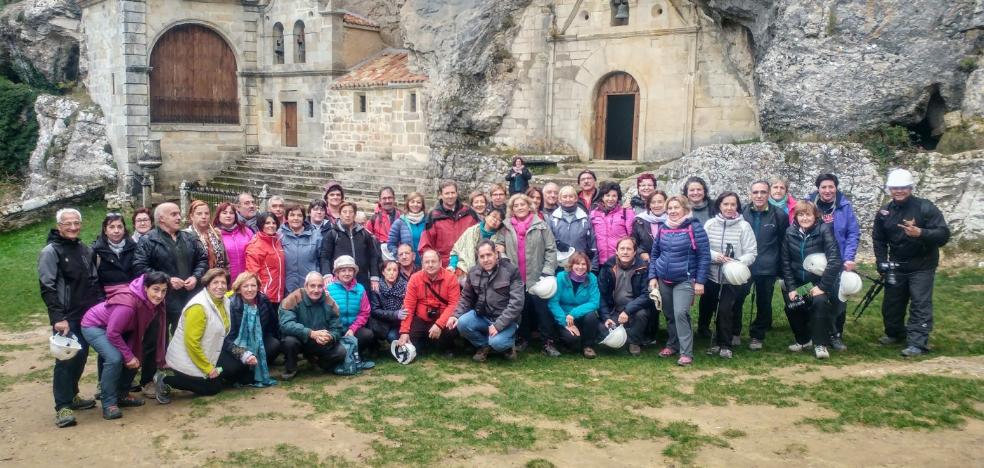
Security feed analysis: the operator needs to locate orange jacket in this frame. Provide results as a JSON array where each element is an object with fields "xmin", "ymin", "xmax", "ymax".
[
  {"xmin": 245, "ymin": 232, "xmax": 286, "ymax": 303},
  {"xmin": 400, "ymin": 268, "xmax": 461, "ymax": 334},
  {"xmin": 418, "ymin": 202, "xmax": 478, "ymax": 267}
]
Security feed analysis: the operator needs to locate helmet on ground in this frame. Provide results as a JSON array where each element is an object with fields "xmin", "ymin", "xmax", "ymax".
[
  {"xmin": 529, "ymin": 275, "xmax": 557, "ymax": 299},
  {"xmin": 721, "ymin": 261, "xmax": 752, "ymax": 285},
  {"xmin": 380, "ymin": 244, "xmax": 395, "ymax": 262},
  {"xmin": 333, "ymin": 255, "xmax": 359, "ymax": 274},
  {"xmin": 599, "ymin": 325, "xmax": 627, "ymax": 349},
  {"xmin": 885, "ymin": 168, "xmax": 915, "ymax": 188},
  {"xmin": 49, "ymin": 333, "xmax": 83, "ymax": 361},
  {"xmin": 390, "ymin": 341, "xmax": 417, "ymax": 365},
  {"xmin": 803, "ymin": 253, "xmax": 827, "ymax": 276},
  {"xmin": 838, "ymin": 271, "xmax": 863, "ymax": 302},
  {"xmin": 556, "ymin": 246, "xmax": 576, "ymax": 266}
]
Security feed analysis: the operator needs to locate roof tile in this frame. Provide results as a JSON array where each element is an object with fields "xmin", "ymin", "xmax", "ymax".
[{"xmin": 331, "ymin": 49, "xmax": 428, "ymax": 89}]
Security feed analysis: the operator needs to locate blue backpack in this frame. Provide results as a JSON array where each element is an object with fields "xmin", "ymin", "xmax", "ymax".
[{"xmin": 333, "ymin": 335, "xmax": 376, "ymax": 375}]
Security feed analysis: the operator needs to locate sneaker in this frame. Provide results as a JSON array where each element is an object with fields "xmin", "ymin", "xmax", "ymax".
[
  {"xmin": 70, "ymin": 395, "xmax": 96, "ymax": 411},
  {"xmin": 830, "ymin": 335, "xmax": 847, "ymax": 352},
  {"xmin": 102, "ymin": 405, "xmax": 122, "ymax": 420},
  {"xmin": 542, "ymin": 340, "xmax": 561, "ymax": 357},
  {"xmin": 878, "ymin": 335, "xmax": 901, "ymax": 345},
  {"xmin": 583, "ymin": 347, "xmax": 597, "ymax": 359},
  {"xmin": 142, "ymin": 385, "xmax": 156, "ymax": 399},
  {"xmin": 705, "ymin": 346, "xmax": 721, "ymax": 356},
  {"xmin": 731, "ymin": 335, "xmax": 741, "ymax": 347},
  {"xmin": 719, "ymin": 348, "xmax": 733, "ymax": 359},
  {"xmin": 153, "ymin": 371, "xmax": 172, "ymax": 405},
  {"xmin": 55, "ymin": 408, "xmax": 76, "ymax": 428},
  {"xmin": 749, "ymin": 339, "xmax": 763, "ymax": 351},
  {"xmin": 787, "ymin": 340, "xmax": 813, "ymax": 352},
  {"xmin": 117, "ymin": 395, "xmax": 145, "ymax": 408},
  {"xmin": 503, "ymin": 347, "xmax": 518, "ymax": 361},
  {"xmin": 628, "ymin": 344, "xmax": 642, "ymax": 356},
  {"xmin": 900, "ymin": 346, "xmax": 925, "ymax": 357},
  {"xmin": 472, "ymin": 346, "xmax": 491, "ymax": 363},
  {"xmin": 280, "ymin": 370, "xmax": 297, "ymax": 381},
  {"xmin": 659, "ymin": 347, "xmax": 676, "ymax": 357},
  {"xmin": 814, "ymin": 345, "xmax": 829, "ymax": 359},
  {"xmin": 677, "ymin": 355, "xmax": 693, "ymax": 366}
]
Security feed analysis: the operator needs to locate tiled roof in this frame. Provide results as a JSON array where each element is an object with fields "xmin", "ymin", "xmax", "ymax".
[
  {"xmin": 331, "ymin": 49, "xmax": 428, "ymax": 89},
  {"xmin": 342, "ymin": 12, "xmax": 380, "ymax": 29}
]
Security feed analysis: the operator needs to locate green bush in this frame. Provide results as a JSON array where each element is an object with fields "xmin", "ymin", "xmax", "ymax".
[
  {"xmin": 852, "ymin": 124, "xmax": 914, "ymax": 169},
  {"xmin": 0, "ymin": 76, "xmax": 40, "ymax": 177},
  {"xmin": 937, "ymin": 126, "xmax": 984, "ymax": 154}
]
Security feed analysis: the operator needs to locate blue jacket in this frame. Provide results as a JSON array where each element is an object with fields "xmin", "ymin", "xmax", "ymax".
[
  {"xmin": 326, "ymin": 280, "xmax": 367, "ymax": 329},
  {"xmin": 387, "ymin": 215, "xmax": 426, "ymax": 258},
  {"xmin": 548, "ymin": 271, "xmax": 600, "ymax": 326},
  {"xmin": 647, "ymin": 217, "xmax": 711, "ymax": 284},
  {"xmin": 279, "ymin": 223, "xmax": 322, "ymax": 294},
  {"xmin": 806, "ymin": 191, "xmax": 860, "ymax": 262}
]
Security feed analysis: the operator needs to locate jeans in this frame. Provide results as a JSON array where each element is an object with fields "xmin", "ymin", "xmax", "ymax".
[
  {"xmin": 53, "ymin": 320, "xmax": 89, "ymax": 411},
  {"xmin": 735, "ymin": 275, "xmax": 778, "ymax": 341},
  {"xmin": 81, "ymin": 326, "xmax": 137, "ymax": 408},
  {"xmin": 881, "ymin": 269, "xmax": 936, "ymax": 350},
  {"xmin": 457, "ymin": 310, "xmax": 519, "ymax": 352},
  {"xmin": 660, "ymin": 281, "xmax": 695, "ymax": 357}
]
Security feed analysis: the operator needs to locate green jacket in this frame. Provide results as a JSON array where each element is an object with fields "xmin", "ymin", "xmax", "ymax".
[
  {"xmin": 498, "ymin": 216, "xmax": 558, "ymax": 291},
  {"xmin": 278, "ymin": 289, "xmax": 343, "ymax": 344}
]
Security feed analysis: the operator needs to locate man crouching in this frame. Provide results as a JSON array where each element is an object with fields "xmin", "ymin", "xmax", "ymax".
[{"xmin": 279, "ymin": 272, "xmax": 345, "ymax": 379}]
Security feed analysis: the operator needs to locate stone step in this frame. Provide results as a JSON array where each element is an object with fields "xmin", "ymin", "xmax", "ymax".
[
  {"xmin": 235, "ymin": 159, "xmax": 432, "ymax": 179},
  {"xmin": 207, "ymin": 180, "xmax": 381, "ymax": 210},
  {"xmin": 223, "ymin": 167, "xmax": 430, "ymax": 188},
  {"xmin": 211, "ymin": 175, "xmax": 424, "ymax": 198}
]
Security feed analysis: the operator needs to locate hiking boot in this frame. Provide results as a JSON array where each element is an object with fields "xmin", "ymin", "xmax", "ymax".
[
  {"xmin": 542, "ymin": 340, "xmax": 561, "ymax": 357},
  {"xmin": 878, "ymin": 335, "xmax": 901, "ymax": 345},
  {"xmin": 787, "ymin": 340, "xmax": 812, "ymax": 352},
  {"xmin": 814, "ymin": 345, "xmax": 830, "ymax": 360},
  {"xmin": 830, "ymin": 335, "xmax": 847, "ymax": 352},
  {"xmin": 583, "ymin": 347, "xmax": 597, "ymax": 359},
  {"xmin": 280, "ymin": 370, "xmax": 297, "ymax": 381},
  {"xmin": 749, "ymin": 338, "xmax": 763, "ymax": 351},
  {"xmin": 102, "ymin": 405, "xmax": 122, "ymax": 420},
  {"xmin": 503, "ymin": 347, "xmax": 518, "ymax": 361},
  {"xmin": 628, "ymin": 344, "xmax": 642, "ymax": 356},
  {"xmin": 659, "ymin": 347, "xmax": 676, "ymax": 357},
  {"xmin": 153, "ymin": 371, "xmax": 172, "ymax": 405},
  {"xmin": 472, "ymin": 346, "xmax": 491, "ymax": 363},
  {"xmin": 900, "ymin": 346, "xmax": 925, "ymax": 357},
  {"xmin": 705, "ymin": 346, "xmax": 720, "ymax": 356},
  {"xmin": 55, "ymin": 408, "xmax": 76, "ymax": 428},
  {"xmin": 118, "ymin": 395, "xmax": 145, "ymax": 408},
  {"xmin": 719, "ymin": 348, "xmax": 733, "ymax": 359},
  {"xmin": 71, "ymin": 395, "xmax": 96, "ymax": 410},
  {"xmin": 515, "ymin": 338, "xmax": 529, "ymax": 352},
  {"xmin": 677, "ymin": 355, "xmax": 693, "ymax": 366},
  {"xmin": 731, "ymin": 336, "xmax": 741, "ymax": 347}
]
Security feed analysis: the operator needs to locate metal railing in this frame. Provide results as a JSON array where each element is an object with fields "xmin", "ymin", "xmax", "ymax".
[{"xmin": 179, "ymin": 180, "xmax": 268, "ymax": 222}]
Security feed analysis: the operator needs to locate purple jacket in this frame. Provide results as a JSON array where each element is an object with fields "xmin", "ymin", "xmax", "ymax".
[
  {"xmin": 81, "ymin": 275, "xmax": 166, "ymax": 365},
  {"xmin": 806, "ymin": 191, "xmax": 860, "ymax": 262}
]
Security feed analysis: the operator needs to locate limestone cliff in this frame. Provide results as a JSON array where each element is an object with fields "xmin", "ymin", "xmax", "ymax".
[{"xmin": 0, "ymin": 0, "xmax": 81, "ymax": 88}]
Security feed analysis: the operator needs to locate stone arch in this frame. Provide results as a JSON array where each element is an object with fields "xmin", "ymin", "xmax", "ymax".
[
  {"xmin": 273, "ymin": 22, "xmax": 285, "ymax": 64},
  {"xmin": 293, "ymin": 20, "xmax": 306, "ymax": 64},
  {"xmin": 593, "ymin": 71, "xmax": 640, "ymax": 160},
  {"xmin": 149, "ymin": 23, "xmax": 240, "ymax": 124}
]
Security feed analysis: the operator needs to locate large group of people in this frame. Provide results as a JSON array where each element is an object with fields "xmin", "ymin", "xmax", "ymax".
[{"xmin": 39, "ymin": 162, "xmax": 950, "ymax": 428}]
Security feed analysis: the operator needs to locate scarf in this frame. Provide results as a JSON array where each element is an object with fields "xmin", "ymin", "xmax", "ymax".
[
  {"xmin": 664, "ymin": 214, "xmax": 691, "ymax": 230},
  {"xmin": 403, "ymin": 211, "xmax": 425, "ymax": 225},
  {"xmin": 569, "ymin": 270, "xmax": 587, "ymax": 283},
  {"xmin": 107, "ymin": 237, "xmax": 126, "ymax": 256},
  {"xmin": 192, "ymin": 226, "xmax": 217, "ymax": 267},
  {"xmin": 510, "ymin": 214, "xmax": 534, "ymax": 281},
  {"xmin": 769, "ymin": 196, "xmax": 788, "ymax": 213},
  {"xmin": 234, "ymin": 301, "xmax": 277, "ymax": 387},
  {"xmin": 561, "ymin": 204, "xmax": 578, "ymax": 214},
  {"xmin": 479, "ymin": 221, "xmax": 496, "ymax": 238},
  {"xmin": 637, "ymin": 211, "xmax": 665, "ymax": 224}
]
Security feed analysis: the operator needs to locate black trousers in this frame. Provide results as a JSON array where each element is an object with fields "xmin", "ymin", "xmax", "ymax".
[
  {"xmin": 405, "ymin": 317, "xmax": 459, "ymax": 352},
  {"xmin": 557, "ymin": 312, "xmax": 599, "ymax": 350},
  {"xmin": 519, "ymin": 293, "xmax": 555, "ymax": 343},
  {"xmin": 164, "ymin": 370, "xmax": 223, "ymax": 397},
  {"xmin": 219, "ymin": 336, "xmax": 283, "ymax": 385},
  {"xmin": 368, "ymin": 317, "xmax": 400, "ymax": 343},
  {"xmin": 786, "ymin": 293, "xmax": 837, "ymax": 347},
  {"xmin": 600, "ymin": 308, "xmax": 650, "ymax": 346},
  {"xmin": 138, "ymin": 317, "xmax": 160, "ymax": 386},
  {"xmin": 881, "ymin": 269, "xmax": 936, "ymax": 350},
  {"xmin": 700, "ymin": 281, "xmax": 750, "ymax": 348},
  {"xmin": 734, "ymin": 275, "xmax": 777, "ymax": 340},
  {"xmin": 351, "ymin": 326, "xmax": 376, "ymax": 354},
  {"xmin": 282, "ymin": 335, "xmax": 347, "ymax": 373}
]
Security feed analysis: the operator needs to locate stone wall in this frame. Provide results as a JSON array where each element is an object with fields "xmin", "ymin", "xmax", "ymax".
[
  {"xmin": 323, "ymin": 86, "xmax": 429, "ymax": 162},
  {"xmin": 151, "ymin": 123, "xmax": 245, "ymax": 190}
]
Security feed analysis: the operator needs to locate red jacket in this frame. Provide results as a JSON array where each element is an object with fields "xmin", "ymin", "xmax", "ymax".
[
  {"xmin": 365, "ymin": 204, "xmax": 402, "ymax": 244},
  {"xmin": 400, "ymin": 269, "xmax": 461, "ymax": 334},
  {"xmin": 418, "ymin": 202, "xmax": 478, "ymax": 267},
  {"xmin": 245, "ymin": 232, "xmax": 286, "ymax": 303}
]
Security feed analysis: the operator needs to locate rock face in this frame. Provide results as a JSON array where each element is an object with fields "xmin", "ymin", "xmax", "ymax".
[
  {"xmin": 916, "ymin": 150, "xmax": 984, "ymax": 243},
  {"xmin": 343, "ymin": 0, "xmax": 407, "ymax": 47},
  {"xmin": 427, "ymin": 145, "xmax": 510, "ymax": 195},
  {"xmin": 21, "ymin": 94, "xmax": 115, "ymax": 200},
  {"xmin": 962, "ymin": 67, "xmax": 984, "ymax": 120},
  {"xmin": 0, "ymin": 0, "xmax": 81, "ymax": 87},
  {"xmin": 700, "ymin": 0, "xmax": 983, "ymax": 135}
]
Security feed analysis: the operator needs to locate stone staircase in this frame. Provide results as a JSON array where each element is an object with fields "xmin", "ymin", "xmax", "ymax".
[
  {"xmin": 207, "ymin": 151, "xmax": 434, "ymax": 209},
  {"xmin": 531, "ymin": 160, "xmax": 664, "ymax": 187}
]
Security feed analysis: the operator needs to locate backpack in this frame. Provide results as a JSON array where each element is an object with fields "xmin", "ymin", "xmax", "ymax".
[
  {"xmin": 654, "ymin": 224, "xmax": 697, "ymax": 251},
  {"xmin": 333, "ymin": 335, "xmax": 376, "ymax": 375}
]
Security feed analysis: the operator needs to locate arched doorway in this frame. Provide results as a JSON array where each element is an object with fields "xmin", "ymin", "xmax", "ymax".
[
  {"xmin": 149, "ymin": 24, "xmax": 239, "ymax": 124},
  {"xmin": 593, "ymin": 72, "xmax": 639, "ymax": 160}
]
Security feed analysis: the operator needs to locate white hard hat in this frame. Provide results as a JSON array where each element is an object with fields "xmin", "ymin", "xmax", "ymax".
[
  {"xmin": 390, "ymin": 341, "xmax": 417, "ymax": 365},
  {"xmin": 721, "ymin": 261, "xmax": 752, "ymax": 285},
  {"xmin": 49, "ymin": 333, "xmax": 83, "ymax": 361},
  {"xmin": 333, "ymin": 255, "xmax": 359, "ymax": 274},
  {"xmin": 556, "ymin": 247, "xmax": 576, "ymax": 266},
  {"xmin": 885, "ymin": 168, "xmax": 915, "ymax": 188},
  {"xmin": 599, "ymin": 324, "xmax": 628, "ymax": 349},
  {"xmin": 380, "ymin": 244, "xmax": 395, "ymax": 262},
  {"xmin": 838, "ymin": 271, "xmax": 863, "ymax": 302},
  {"xmin": 649, "ymin": 287, "xmax": 662, "ymax": 310},
  {"xmin": 803, "ymin": 253, "xmax": 828, "ymax": 276},
  {"xmin": 529, "ymin": 275, "xmax": 558, "ymax": 299}
]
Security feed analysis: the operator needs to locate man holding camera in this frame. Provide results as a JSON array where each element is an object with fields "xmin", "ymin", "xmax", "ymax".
[
  {"xmin": 397, "ymin": 249, "xmax": 461, "ymax": 352},
  {"xmin": 872, "ymin": 169, "xmax": 950, "ymax": 357}
]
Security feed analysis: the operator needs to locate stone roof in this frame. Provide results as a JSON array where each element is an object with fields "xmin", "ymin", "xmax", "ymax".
[
  {"xmin": 342, "ymin": 12, "xmax": 380, "ymax": 30},
  {"xmin": 331, "ymin": 49, "xmax": 428, "ymax": 89}
]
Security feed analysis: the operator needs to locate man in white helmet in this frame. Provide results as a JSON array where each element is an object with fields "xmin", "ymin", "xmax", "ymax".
[{"xmin": 872, "ymin": 169, "xmax": 950, "ymax": 357}]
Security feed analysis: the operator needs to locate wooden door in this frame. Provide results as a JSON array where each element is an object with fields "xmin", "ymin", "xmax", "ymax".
[
  {"xmin": 593, "ymin": 72, "xmax": 640, "ymax": 160},
  {"xmin": 283, "ymin": 102, "xmax": 297, "ymax": 147}
]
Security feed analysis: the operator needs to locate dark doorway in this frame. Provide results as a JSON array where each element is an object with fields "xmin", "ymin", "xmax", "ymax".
[{"xmin": 605, "ymin": 94, "xmax": 635, "ymax": 160}]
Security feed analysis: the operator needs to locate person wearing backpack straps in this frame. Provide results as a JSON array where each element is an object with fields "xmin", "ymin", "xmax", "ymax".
[
  {"xmin": 397, "ymin": 249, "xmax": 461, "ymax": 355},
  {"xmin": 647, "ymin": 196, "xmax": 711, "ymax": 366}
]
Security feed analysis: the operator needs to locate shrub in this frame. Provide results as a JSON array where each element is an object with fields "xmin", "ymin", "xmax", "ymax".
[
  {"xmin": 937, "ymin": 126, "xmax": 984, "ymax": 155},
  {"xmin": 0, "ymin": 77, "xmax": 40, "ymax": 177},
  {"xmin": 852, "ymin": 124, "xmax": 914, "ymax": 169}
]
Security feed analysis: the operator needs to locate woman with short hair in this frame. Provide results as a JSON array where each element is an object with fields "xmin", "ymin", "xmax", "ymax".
[
  {"xmin": 682, "ymin": 176, "xmax": 714, "ymax": 225},
  {"xmin": 321, "ymin": 202, "xmax": 380, "ymax": 292},
  {"xmin": 628, "ymin": 173, "xmax": 658, "ymax": 215},
  {"xmin": 387, "ymin": 192, "xmax": 428, "ymax": 264},
  {"xmin": 92, "ymin": 212, "xmax": 139, "ymax": 296},
  {"xmin": 280, "ymin": 203, "xmax": 321, "ymax": 294},
  {"xmin": 590, "ymin": 182, "xmax": 635, "ymax": 265},
  {"xmin": 450, "ymin": 208, "xmax": 505, "ymax": 277},
  {"xmin": 547, "ymin": 251, "xmax": 600, "ymax": 359},
  {"xmin": 221, "ymin": 271, "xmax": 280, "ymax": 387},
  {"xmin": 505, "ymin": 156, "xmax": 532, "ymax": 195},
  {"xmin": 131, "ymin": 208, "xmax": 153, "ymax": 243},
  {"xmin": 326, "ymin": 256, "xmax": 375, "ymax": 354},
  {"xmin": 213, "ymin": 201, "xmax": 253, "ymax": 282},
  {"xmin": 769, "ymin": 176, "xmax": 797, "ymax": 224},
  {"xmin": 548, "ymin": 185, "xmax": 597, "ymax": 270},
  {"xmin": 467, "ymin": 191, "xmax": 489, "ymax": 220},
  {"xmin": 631, "ymin": 190, "xmax": 668, "ymax": 262},
  {"xmin": 489, "ymin": 183, "xmax": 509, "ymax": 216},
  {"xmin": 369, "ymin": 260, "xmax": 409, "ymax": 343},
  {"xmin": 245, "ymin": 212, "xmax": 286, "ymax": 306}
]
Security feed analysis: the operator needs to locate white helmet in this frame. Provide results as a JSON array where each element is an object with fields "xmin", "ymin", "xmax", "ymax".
[
  {"xmin": 838, "ymin": 271, "xmax": 863, "ymax": 302},
  {"xmin": 390, "ymin": 341, "xmax": 417, "ymax": 365},
  {"xmin": 529, "ymin": 275, "xmax": 557, "ymax": 299},
  {"xmin": 885, "ymin": 168, "xmax": 915, "ymax": 188},
  {"xmin": 648, "ymin": 287, "xmax": 662, "ymax": 310},
  {"xmin": 556, "ymin": 247, "xmax": 576, "ymax": 267},
  {"xmin": 49, "ymin": 333, "xmax": 83, "ymax": 361},
  {"xmin": 721, "ymin": 261, "xmax": 752, "ymax": 285},
  {"xmin": 803, "ymin": 253, "xmax": 828, "ymax": 276},
  {"xmin": 380, "ymin": 244, "xmax": 395, "ymax": 262},
  {"xmin": 599, "ymin": 325, "xmax": 627, "ymax": 349}
]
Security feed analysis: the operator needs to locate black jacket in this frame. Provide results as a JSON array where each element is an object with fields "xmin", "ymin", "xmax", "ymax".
[
  {"xmin": 92, "ymin": 235, "xmax": 139, "ymax": 287},
  {"xmin": 133, "ymin": 227, "xmax": 208, "ymax": 280},
  {"xmin": 38, "ymin": 230, "xmax": 102, "ymax": 324},
  {"xmin": 505, "ymin": 167, "xmax": 532, "ymax": 194},
  {"xmin": 453, "ymin": 258, "xmax": 525, "ymax": 331},
  {"xmin": 742, "ymin": 204, "xmax": 789, "ymax": 277},
  {"xmin": 780, "ymin": 223, "xmax": 842, "ymax": 295},
  {"xmin": 597, "ymin": 255, "xmax": 653, "ymax": 321},
  {"xmin": 872, "ymin": 195, "xmax": 950, "ymax": 272},
  {"xmin": 320, "ymin": 221, "xmax": 380, "ymax": 289},
  {"xmin": 223, "ymin": 292, "xmax": 280, "ymax": 357}
]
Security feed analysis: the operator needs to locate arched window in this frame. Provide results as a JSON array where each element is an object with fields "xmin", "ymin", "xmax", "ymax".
[
  {"xmin": 273, "ymin": 23, "xmax": 285, "ymax": 65},
  {"xmin": 293, "ymin": 20, "xmax": 306, "ymax": 64},
  {"xmin": 149, "ymin": 24, "xmax": 239, "ymax": 124}
]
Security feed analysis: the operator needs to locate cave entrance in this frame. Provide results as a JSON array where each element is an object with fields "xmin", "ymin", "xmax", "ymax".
[
  {"xmin": 593, "ymin": 72, "xmax": 639, "ymax": 160},
  {"xmin": 906, "ymin": 86, "xmax": 945, "ymax": 150}
]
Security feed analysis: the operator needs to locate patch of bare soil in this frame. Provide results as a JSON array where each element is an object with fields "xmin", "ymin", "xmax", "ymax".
[{"xmin": 769, "ymin": 355, "xmax": 984, "ymax": 384}]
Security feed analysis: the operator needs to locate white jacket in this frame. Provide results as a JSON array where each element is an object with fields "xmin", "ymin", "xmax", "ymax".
[
  {"xmin": 165, "ymin": 288, "xmax": 230, "ymax": 377},
  {"xmin": 704, "ymin": 215, "xmax": 758, "ymax": 284}
]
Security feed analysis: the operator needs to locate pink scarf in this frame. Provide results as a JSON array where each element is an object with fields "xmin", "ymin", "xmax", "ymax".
[
  {"xmin": 664, "ymin": 213, "xmax": 692, "ymax": 230},
  {"xmin": 511, "ymin": 214, "xmax": 534, "ymax": 281}
]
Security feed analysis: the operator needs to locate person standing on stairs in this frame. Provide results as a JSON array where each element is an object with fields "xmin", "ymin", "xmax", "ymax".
[
  {"xmin": 505, "ymin": 156, "xmax": 532, "ymax": 195},
  {"xmin": 322, "ymin": 181, "xmax": 346, "ymax": 226}
]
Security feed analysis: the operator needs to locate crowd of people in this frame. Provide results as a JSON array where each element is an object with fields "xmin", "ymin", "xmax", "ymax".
[{"xmin": 38, "ymin": 158, "xmax": 950, "ymax": 427}]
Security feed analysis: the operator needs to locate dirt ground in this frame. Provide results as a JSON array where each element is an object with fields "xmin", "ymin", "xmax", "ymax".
[{"xmin": 2, "ymin": 326, "xmax": 982, "ymax": 467}]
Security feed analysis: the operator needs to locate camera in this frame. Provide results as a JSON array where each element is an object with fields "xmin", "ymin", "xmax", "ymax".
[
  {"xmin": 427, "ymin": 308, "xmax": 439, "ymax": 320},
  {"xmin": 786, "ymin": 294, "xmax": 806, "ymax": 311},
  {"xmin": 878, "ymin": 261, "xmax": 900, "ymax": 286}
]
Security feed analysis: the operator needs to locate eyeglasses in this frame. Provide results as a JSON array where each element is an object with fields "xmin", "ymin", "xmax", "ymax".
[{"xmin": 58, "ymin": 221, "xmax": 81, "ymax": 227}]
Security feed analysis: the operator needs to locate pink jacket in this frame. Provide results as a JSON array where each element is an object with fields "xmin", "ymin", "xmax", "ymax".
[
  {"xmin": 590, "ymin": 205, "xmax": 635, "ymax": 265},
  {"xmin": 220, "ymin": 225, "xmax": 254, "ymax": 282},
  {"xmin": 81, "ymin": 275, "xmax": 166, "ymax": 365}
]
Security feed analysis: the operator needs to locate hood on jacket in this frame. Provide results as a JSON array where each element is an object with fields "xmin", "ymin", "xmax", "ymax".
[
  {"xmin": 279, "ymin": 222, "xmax": 316, "ymax": 238},
  {"xmin": 550, "ymin": 205, "xmax": 588, "ymax": 220},
  {"xmin": 47, "ymin": 228, "xmax": 79, "ymax": 246}
]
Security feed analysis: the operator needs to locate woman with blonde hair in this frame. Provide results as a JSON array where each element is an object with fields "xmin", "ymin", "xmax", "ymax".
[{"xmin": 221, "ymin": 271, "xmax": 280, "ymax": 386}]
